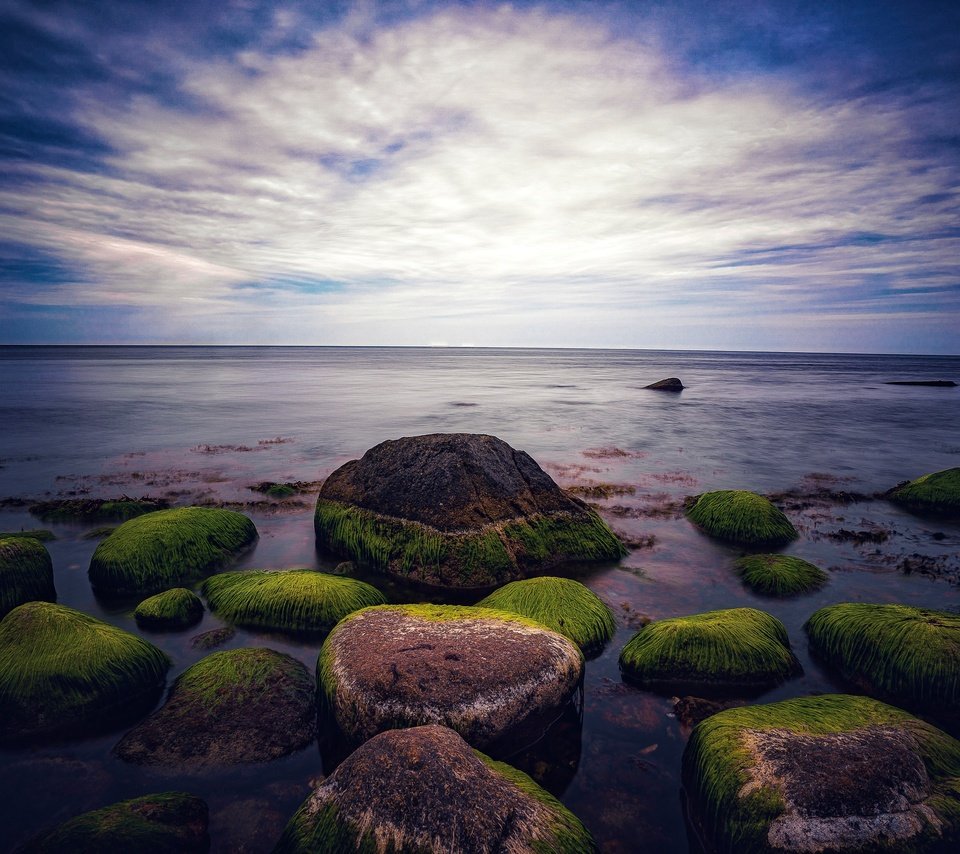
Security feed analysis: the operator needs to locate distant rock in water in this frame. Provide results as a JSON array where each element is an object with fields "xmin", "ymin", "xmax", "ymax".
[
  {"xmin": 644, "ymin": 377, "xmax": 685, "ymax": 391},
  {"xmin": 885, "ymin": 380, "xmax": 957, "ymax": 387}
]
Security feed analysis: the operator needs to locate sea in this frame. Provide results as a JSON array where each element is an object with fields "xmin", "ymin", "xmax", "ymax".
[{"xmin": 1, "ymin": 346, "xmax": 958, "ymax": 852}]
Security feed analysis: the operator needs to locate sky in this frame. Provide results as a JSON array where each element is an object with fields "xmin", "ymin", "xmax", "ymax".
[{"xmin": 1, "ymin": 0, "xmax": 958, "ymax": 352}]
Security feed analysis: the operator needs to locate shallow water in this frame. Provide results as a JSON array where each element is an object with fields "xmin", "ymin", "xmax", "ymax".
[{"xmin": 1, "ymin": 346, "xmax": 958, "ymax": 852}]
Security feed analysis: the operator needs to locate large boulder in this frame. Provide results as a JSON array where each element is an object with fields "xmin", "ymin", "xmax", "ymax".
[
  {"xmin": 805, "ymin": 603, "xmax": 959, "ymax": 722},
  {"xmin": 686, "ymin": 490, "xmax": 798, "ymax": 546},
  {"xmin": 0, "ymin": 536, "xmax": 55, "ymax": 618},
  {"xmin": 89, "ymin": 507, "xmax": 258, "ymax": 597},
  {"xmin": 318, "ymin": 604, "xmax": 583, "ymax": 750},
  {"xmin": 733, "ymin": 554, "xmax": 828, "ymax": 597},
  {"xmin": 0, "ymin": 602, "xmax": 170, "ymax": 741},
  {"xmin": 314, "ymin": 433, "xmax": 626, "ymax": 587},
  {"xmin": 115, "ymin": 647, "xmax": 315, "ymax": 768},
  {"xmin": 683, "ymin": 694, "xmax": 960, "ymax": 854},
  {"xmin": 888, "ymin": 467, "xmax": 960, "ymax": 515},
  {"xmin": 619, "ymin": 607, "xmax": 800, "ymax": 691},
  {"xmin": 201, "ymin": 568, "xmax": 385, "ymax": 634},
  {"xmin": 275, "ymin": 725, "xmax": 597, "ymax": 853},
  {"xmin": 19, "ymin": 792, "xmax": 209, "ymax": 853},
  {"xmin": 134, "ymin": 588, "xmax": 204, "ymax": 630}
]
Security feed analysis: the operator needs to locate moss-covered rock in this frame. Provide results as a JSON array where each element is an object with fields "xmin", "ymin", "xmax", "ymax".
[
  {"xmin": 619, "ymin": 607, "xmax": 800, "ymax": 691},
  {"xmin": 686, "ymin": 490, "xmax": 798, "ymax": 546},
  {"xmin": 805, "ymin": 603, "xmax": 959, "ymax": 719},
  {"xmin": 134, "ymin": 588, "xmax": 204, "ymax": 630},
  {"xmin": 20, "ymin": 792, "xmax": 209, "ymax": 853},
  {"xmin": 683, "ymin": 694, "xmax": 960, "ymax": 854},
  {"xmin": 29, "ymin": 497, "xmax": 170, "ymax": 523},
  {"xmin": 888, "ymin": 467, "xmax": 960, "ymax": 514},
  {"xmin": 275, "ymin": 725, "xmax": 597, "ymax": 853},
  {"xmin": 733, "ymin": 554, "xmax": 828, "ymax": 597},
  {"xmin": 201, "ymin": 568, "xmax": 385, "ymax": 634},
  {"xmin": 0, "ymin": 602, "xmax": 170, "ymax": 741},
  {"xmin": 0, "ymin": 536, "xmax": 56, "ymax": 618},
  {"xmin": 315, "ymin": 433, "xmax": 626, "ymax": 588},
  {"xmin": 477, "ymin": 575, "xmax": 615, "ymax": 654},
  {"xmin": 318, "ymin": 604, "xmax": 583, "ymax": 750},
  {"xmin": 115, "ymin": 647, "xmax": 315, "ymax": 768},
  {"xmin": 88, "ymin": 507, "xmax": 257, "ymax": 597},
  {"xmin": 0, "ymin": 529, "xmax": 55, "ymax": 541}
]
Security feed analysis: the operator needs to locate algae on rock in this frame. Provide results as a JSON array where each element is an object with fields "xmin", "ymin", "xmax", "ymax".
[
  {"xmin": 888, "ymin": 467, "xmax": 960, "ymax": 514},
  {"xmin": 686, "ymin": 490, "xmax": 798, "ymax": 546},
  {"xmin": 134, "ymin": 587, "xmax": 204, "ymax": 630},
  {"xmin": 733, "ymin": 554, "xmax": 827, "ymax": 597},
  {"xmin": 0, "ymin": 536, "xmax": 56, "ymax": 618}
]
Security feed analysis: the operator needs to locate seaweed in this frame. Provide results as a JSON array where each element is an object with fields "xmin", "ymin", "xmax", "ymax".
[
  {"xmin": 0, "ymin": 536, "xmax": 56, "ymax": 618},
  {"xmin": 478, "ymin": 576, "xmax": 615, "ymax": 654},
  {"xmin": 888, "ymin": 467, "xmax": 960, "ymax": 513},
  {"xmin": 28, "ymin": 497, "xmax": 169, "ymax": 523},
  {"xmin": 733, "ymin": 554, "xmax": 827, "ymax": 597},
  {"xmin": 686, "ymin": 490, "xmax": 797, "ymax": 546},
  {"xmin": 0, "ymin": 529, "xmax": 55, "ymax": 542},
  {"xmin": 134, "ymin": 588, "xmax": 204, "ymax": 630}
]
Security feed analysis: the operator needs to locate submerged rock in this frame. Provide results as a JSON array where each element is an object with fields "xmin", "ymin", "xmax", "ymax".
[
  {"xmin": 88, "ymin": 506, "xmax": 258, "ymax": 597},
  {"xmin": 134, "ymin": 588, "xmax": 204, "ymax": 630},
  {"xmin": 318, "ymin": 604, "xmax": 583, "ymax": 750},
  {"xmin": 733, "ymin": 554, "xmax": 827, "ymax": 597},
  {"xmin": 28, "ymin": 497, "xmax": 170, "ymax": 523},
  {"xmin": 885, "ymin": 380, "xmax": 957, "ymax": 387},
  {"xmin": 275, "ymin": 725, "xmax": 597, "ymax": 853},
  {"xmin": 20, "ymin": 792, "xmax": 209, "ymax": 853},
  {"xmin": 686, "ymin": 490, "xmax": 798, "ymax": 546},
  {"xmin": 314, "ymin": 433, "xmax": 626, "ymax": 588},
  {"xmin": 644, "ymin": 377, "xmax": 685, "ymax": 391},
  {"xmin": 201, "ymin": 568, "xmax": 385, "ymax": 634},
  {"xmin": 683, "ymin": 694, "xmax": 960, "ymax": 854},
  {"xmin": 0, "ymin": 602, "xmax": 170, "ymax": 741},
  {"xmin": 115, "ymin": 647, "xmax": 315, "ymax": 768},
  {"xmin": 0, "ymin": 536, "xmax": 55, "ymax": 618},
  {"xmin": 619, "ymin": 607, "xmax": 800, "ymax": 692},
  {"xmin": 887, "ymin": 467, "xmax": 960, "ymax": 515}
]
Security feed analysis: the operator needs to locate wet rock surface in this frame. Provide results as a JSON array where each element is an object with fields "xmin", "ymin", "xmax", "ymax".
[{"xmin": 643, "ymin": 377, "xmax": 685, "ymax": 391}]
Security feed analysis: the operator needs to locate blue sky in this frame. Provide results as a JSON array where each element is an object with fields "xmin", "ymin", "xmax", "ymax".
[{"xmin": 1, "ymin": 0, "xmax": 958, "ymax": 352}]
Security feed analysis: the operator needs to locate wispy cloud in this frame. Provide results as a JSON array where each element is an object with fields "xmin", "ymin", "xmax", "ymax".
[{"xmin": 0, "ymin": 1, "xmax": 957, "ymax": 350}]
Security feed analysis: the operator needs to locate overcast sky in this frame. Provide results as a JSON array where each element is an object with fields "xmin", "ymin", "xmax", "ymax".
[{"xmin": 1, "ymin": 0, "xmax": 958, "ymax": 352}]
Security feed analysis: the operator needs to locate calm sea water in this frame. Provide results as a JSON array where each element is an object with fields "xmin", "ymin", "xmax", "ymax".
[{"xmin": 1, "ymin": 346, "xmax": 958, "ymax": 852}]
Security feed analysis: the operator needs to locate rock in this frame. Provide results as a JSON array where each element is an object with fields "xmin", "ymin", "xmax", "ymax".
[
  {"xmin": 478, "ymin": 575, "xmax": 615, "ymax": 654},
  {"xmin": 189, "ymin": 626, "xmax": 235, "ymax": 650},
  {"xmin": 0, "ymin": 536, "xmax": 55, "ymax": 619},
  {"xmin": 274, "ymin": 725, "xmax": 597, "ymax": 853},
  {"xmin": 314, "ymin": 433, "xmax": 626, "ymax": 588},
  {"xmin": 19, "ymin": 792, "xmax": 209, "ymax": 853},
  {"xmin": 683, "ymin": 694, "xmax": 960, "ymax": 853},
  {"xmin": 805, "ymin": 603, "xmax": 959, "ymax": 722},
  {"xmin": 643, "ymin": 377, "xmax": 685, "ymax": 391},
  {"xmin": 887, "ymin": 467, "xmax": 960, "ymax": 515},
  {"xmin": 88, "ymin": 506, "xmax": 258, "ymax": 597},
  {"xmin": 28, "ymin": 497, "xmax": 170, "ymax": 523},
  {"xmin": 686, "ymin": 490, "xmax": 798, "ymax": 546},
  {"xmin": 0, "ymin": 602, "xmax": 170, "ymax": 741},
  {"xmin": 672, "ymin": 696, "xmax": 738, "ymax": 729},
  {"xmin": 134, "ymin": 588, "xmax": 204, "ymax": 630},
  {"xmin": 733, "ymin": 554, "xmax": 827, "ymax": 597},
  {"xmin": 0, "ymin": 529, "xmax": 55, "ymax": 541},
  {"xmin": 115, "ymin": 647, "xmax": 315, "ymax": 768},
  {"xmin": 619, "ymin": 607, "xmax": 800, "ymax": 691},
  {"xmin": 885, "ymin": 380, "xmax": 957, "ymax": 387},
  {"xmin": 201, "ymin": 568, "xmax": 385, "ymax": 634},
  {"xmin": 318, "ymin": 604, "xmax": 583, "ymax": 750}
]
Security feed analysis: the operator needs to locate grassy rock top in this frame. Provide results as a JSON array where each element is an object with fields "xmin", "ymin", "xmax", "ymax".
[
  {"xmin": 134, "ymin": 588, "xmax": 204, "ymax": 630},
  {"xmin": 115, "ymin": 647, "xmax": 315, "ymax": 768},
  {"xmin": 275, "ymin": 725, "xmax": 597, "ymax": 854},
  {"xmin": 0, "ymin": 536, "xmax": 55, "ymax": 619},
  {"xmin": 683, "ymin": 694, "xmax": 960, "ymax": 854},
  {"xmin": 889, "ymin": 467, "xmax": 960, "ymax": 513},
  {"xmin": 88, "ymin": 506, "xmax": 257, "ymax": 597},
  {"xmin": 201, "ymin": 568, "xmax": 385, "ymax": 634},
  {"xmin": 733, "ymin": 554, "xmax": 828, "ymax": 597},
  {"xmin": 478, "ymin": 575, "xmax": 615, "ymax": 654},
  {"xmin": 686, "ymin": 490, "xmax": 798, "ymax": 546},
  {"xmin": 19, "ymin": 792, "xmax": 209, "ymax": 853},
  {"xmin": 619, "ymin": 607, "xmax": 800, "ymax": 691},
  {"xmin": 805, "ymin": 603, "xmax": 960, "ymax": 716},
  {"xmin": 0, "ymin": 602, "xmax": 170, "ymax": 741}
]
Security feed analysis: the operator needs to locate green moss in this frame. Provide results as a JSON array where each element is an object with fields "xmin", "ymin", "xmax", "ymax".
[
  {"xmin": 88, "ymin": 507, "xmax": 257, "ymax": 597},
  {"xmin": 683, "ymin": 694, "xmax": 960, "ymax": 854},
  {"xmin": 686, "ymin": 490, "xmax": 798, "ymax": 546},
  {"xmin": 478, "ymin": 576, "xmax": 615, "ymax": 654},
  {"xmin": 0, "ymin": 536, "xmax": 56, "ymax": 618},
  {"xmin": 134, "ymin": 588, "xmax": 204, "ymax": 629},
  {"xmin": 202, "ymin": 569, "xmax": 386, "ymax": 634},
  {"xmin": 889, "ymin": 467, "xmax": 960, "ymax": 512},
  {"xmin": 21, "ymin": 791, "xmax": 208, "ymax": 853},
  {"xmin": 29, "ymin": 498, "xmax": 168, "ymax": 523},
  {"xmin": 315, "ymin": 499, "xmax": 625, "ymax": 587},
  {"xmin": 0, "ymin": 529, "xmax": 55, "ymax": 541},
  {"xmin": 0, "ymin": 602, "xmax": 171, "ymax": 740},
  {"xmin": 805, "ymin": 603, "xmax": 960, "ymax": 713},
  {"xmin": 733, "ymin": 554, "xmax": 828, "ymax": 596},
  {"xmin": 81, "ymin": 526, "xmax": 117, "ymax": 540},
  {"xmin": 618, "ymin": 607, "xmax": 800, "ymax": 689}
]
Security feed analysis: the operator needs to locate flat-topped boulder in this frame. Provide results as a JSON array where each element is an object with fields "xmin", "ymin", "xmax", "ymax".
[
  {"xmin": 0, "ymin": 602, "xmax": 170, "ymax": 741},
  {"xmin": 314, "ymin": 433, "xmax": 625, "ymax": 587},
  {"xmin": 115, "ymin": 647, "xmax": 315, "ymax": 768},
  {"xmin": 275, "ymin": 725, "xmax": 597, "ymax": 853},
  {"xmin": 134, "ymin": 588, "xmax": 204, "ymax": 630},
  {"xmin": 733, "ymin": 554, "xmax": 828, "ymax": 597},
  {"xmin": 0, "ymin": 536, "xmax": 55, "ymax": 619},
  {"xmin": 887, "ymin": 467, "xmax": 960, "ymax": 515},
  {"xmin": 683, "ymin": 694, "xmax": 960, "ymax": 854},
  {"xmin": 318, "ymin": 604, "xmax": 583, "ymax": 750},
  {"xmin": 644, "ymin": 377, "xmax": 685, "ymax": 391}
]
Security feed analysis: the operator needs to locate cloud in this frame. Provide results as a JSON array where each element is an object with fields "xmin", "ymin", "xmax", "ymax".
[{"xmin": 0, "ymin": 1, "xmax": 957, "ymax": 350}]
